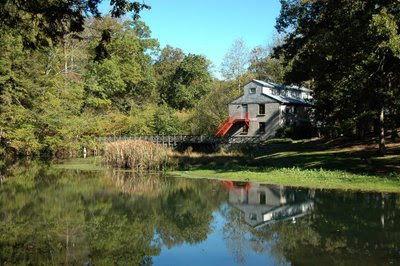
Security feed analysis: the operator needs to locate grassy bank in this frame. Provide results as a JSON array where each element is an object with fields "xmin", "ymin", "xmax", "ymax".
[
  {"xmin": 53, "ymin": 138, "xmax": 400, "ymax": 193},
  {"xmin": 171, "ymin": 168, "xmax": 400, "ymax": 193},
  {"xmin": 170, "ymin": 138, "xmax": 400, "ymax": 193}
]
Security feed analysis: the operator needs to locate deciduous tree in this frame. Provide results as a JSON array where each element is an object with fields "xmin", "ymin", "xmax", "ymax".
[
  {"xmin": 221, "ymin": 38, "xmax": 250, "ymax": 91},
  {"xmin": 275, "ymin": 0, "xmax": 400, "ymax": 155}
]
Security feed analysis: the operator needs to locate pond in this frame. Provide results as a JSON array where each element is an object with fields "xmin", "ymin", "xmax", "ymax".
[{"xmin": 0, "ymin": 161, "xmax": 399, "ymax": 265}]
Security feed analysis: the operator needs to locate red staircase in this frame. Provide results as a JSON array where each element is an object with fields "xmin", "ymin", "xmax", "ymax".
[
  {"xmin": 221, "ymin": 181, "xmax": 251, "ymax": 192},
  {"xmin": 215, "ymin": 112, "xmax": 250, "ymax": 137}
]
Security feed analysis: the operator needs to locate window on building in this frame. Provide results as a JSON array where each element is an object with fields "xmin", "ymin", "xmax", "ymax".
[
  {"xmin": 259, "ymin": 122, "xmax": 266, "ymax": 134},
  {"xmin": 259, "ymin": 192, "xmax": 266, "ymax": 204},
  {"xmin": 242, "ymin": 104, "xmax": 248, "ymax": 113},
  {"xmin": 291, "ymin": 91, "xmax": 300, "ymax": 97},
  {"xmin": 259, "ymin": 104, "xmax": 265, "ymax": 115},
  {"xmin": 242, "ymin": 124, "xmax": 249, "ymax": 134},
  {"xmin": 249, "ymin": 87, "xmax": 256, "ymax": 94}
]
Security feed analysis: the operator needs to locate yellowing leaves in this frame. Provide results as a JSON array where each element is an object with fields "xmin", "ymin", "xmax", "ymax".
[{"xmin": 371, "ymin": 8, "xmax": 400, "ymax": 58}]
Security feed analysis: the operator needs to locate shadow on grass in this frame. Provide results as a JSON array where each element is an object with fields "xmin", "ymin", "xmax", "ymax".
[{"xmin": 173, "ymin": 139, "xmax": 400, "ymax": 178}]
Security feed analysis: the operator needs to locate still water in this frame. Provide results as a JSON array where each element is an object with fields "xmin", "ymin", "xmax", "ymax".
[{"xmin": 0, "ymin": 162, "xmax": 399, "ymax": 265}]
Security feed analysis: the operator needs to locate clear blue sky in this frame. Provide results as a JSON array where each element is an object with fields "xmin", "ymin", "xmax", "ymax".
[{"xmin": 100, "ymin": 0, "xmax": 281, "ymax": 77}]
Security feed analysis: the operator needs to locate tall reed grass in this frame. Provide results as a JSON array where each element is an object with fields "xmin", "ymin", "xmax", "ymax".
[{"xmin": 103, "ymin": 140, "xmax": 171, "ymax": 171}]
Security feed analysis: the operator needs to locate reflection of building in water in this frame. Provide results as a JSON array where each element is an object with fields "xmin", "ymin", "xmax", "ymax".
[{"xmin": 223, "ymin": 181, "xmax": 314, "ymax": 228}]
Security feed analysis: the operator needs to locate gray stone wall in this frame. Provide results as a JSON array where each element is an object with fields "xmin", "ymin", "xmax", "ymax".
[
  {"xmin": 228, "ymin": 102, "xmax": 281, "ymax": 138},
  {"xmin": 231, "ymin": 82, "xmax": 277, "ymax": 105},
  {"xmin": 248, "ymin": 102, "xmax": 281, "ymax": 138},
  {"xmin": 228, "ymin": 184, "xmax": 287, "ymax": 227},
  {"xmin": 226, "ymin": 80, "xmax": 312, "ymax": 139},
  {"xmin": 243, "ymin": 82, "xmax": 263, "ymax": 96},
  {"xmin": 228, "ymin": 104, "xmax": 243, "ymax": 119}
]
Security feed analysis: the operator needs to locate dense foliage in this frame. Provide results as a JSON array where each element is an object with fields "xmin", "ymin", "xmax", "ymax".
[
  {"xmin": 1, "ymin": 1, "xmax": 399, "ymax": 157},
  {"xmin": 0, "ymin": 9, "xmax": 229, "ymax": 156},
  {"xmin": 0, "ymin": 0, "xmax": 150, "ymax": 46},
  {"xmin": 274, "ymin": 0, "xmax": 400, "ymax": 154}
]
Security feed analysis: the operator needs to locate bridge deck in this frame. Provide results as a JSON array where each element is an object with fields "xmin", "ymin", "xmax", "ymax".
[{"xmin": 94, "ymin": 135, "xmax": 261, "ymax": 147}]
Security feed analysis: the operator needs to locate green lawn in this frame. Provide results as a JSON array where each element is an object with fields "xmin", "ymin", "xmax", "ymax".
[
  {"xmin": 171, "ymin": 139, "xmax": 400, "ymax": 193},
  {"xmin": 53, "ymin": 157, "xmax": 105, "ymax": 171},
  {"xmin": 171, "ymin": 168, "xmax": 400, "ymax": 193},
  {"xmin": 54, "ymin": 139, "xmax": 400, "ymax": 193}
]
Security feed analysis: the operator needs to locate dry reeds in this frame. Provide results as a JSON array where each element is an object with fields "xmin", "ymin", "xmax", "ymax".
[
  {"xmin": 105, "ymin": 170, "xmax": 164, "ymax": 197},
  {"xmin": 103, "ymin": 140, "xmax": 170, "ymax": 171},
  {"xmin": 104, "ymin": 169, "xmax": 203, "ymax": 197}
]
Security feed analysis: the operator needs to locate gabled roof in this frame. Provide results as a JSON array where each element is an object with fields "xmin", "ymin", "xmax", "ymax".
[
  {"xmin": 252, "ymin": 79, "xmax": 312, "ymax": 93},
  {"xmin": 230, "ymin": 93, "xmax": 277, "ymax": 105},
  {"xmin": 228, "ymin": 79, "xmax": 313, "ymax": 105},
  {"xmin": 252, "ymin": 79, "xmax": 272, "ymax": 87},
  {"xmin": 263, "ymin": 93, "xmax": 312, "ymax": 105},
  {"xmin": 254, "ymin": 200, "xmax": 314, "ymax": 230}
]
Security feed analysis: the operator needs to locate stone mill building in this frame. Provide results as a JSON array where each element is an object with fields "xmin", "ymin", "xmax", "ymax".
[{"xmin": 216, "ymin": 80, "xmax": 313, "ymax": 139}]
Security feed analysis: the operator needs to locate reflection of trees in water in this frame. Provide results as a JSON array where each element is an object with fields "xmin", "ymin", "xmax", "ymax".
[
  {"xmin": 104, "ymin": 168, "xmax": 228, "ymax": 247},
  {"xmin": 291, "ymin": 191, "xmax": 400, "ymax": 265},
  {"xmin": 223, "ymin": 186, "xmax": 400, "ymax": 265},
  {"xmin": 0, "ymin": 163, "xmax": 227, "ymax": 265},
  {"xmin": 220, "ymin": 204, "xmax": 252, "ymax": 265},
  {"xmin": 157, "ymin": 186, "xmax": 219, "ymax": 247},
  {"xmin": 3, "ymin": 162, "xmax": 399, "ymax": 265}
]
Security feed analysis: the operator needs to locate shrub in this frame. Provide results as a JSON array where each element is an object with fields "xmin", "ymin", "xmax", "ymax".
[
  {"xmin": 275, "ymin": 126, "xmax": 294, "ymax": 139},
  {"xmin": 276, "ymin": 123, "xmax": 316, "ymax": 139},
  {"xmin": 103, "ymin": 140, "xmax": 170, "ymax": 172},
  {"xmin": 184, "ymin": 146, "xmax": 193, "ymax": 155},
  {"xmin": 262, "ymin": 138, "xmax": 294, "ymax": 145}
]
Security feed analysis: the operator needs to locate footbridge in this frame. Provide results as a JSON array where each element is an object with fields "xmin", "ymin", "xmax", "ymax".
[{"xmin": 94, "ymin": 135, "xmax": 262, "ymax": 148}]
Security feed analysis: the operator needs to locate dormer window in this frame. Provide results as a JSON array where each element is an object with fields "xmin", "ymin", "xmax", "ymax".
[{"xmin": 249, "ymin": 87, "xmax": 256, "ymax": 94}]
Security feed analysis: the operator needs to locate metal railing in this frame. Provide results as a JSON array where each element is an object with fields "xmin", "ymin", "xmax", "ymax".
[{"xmin": 94, "ymin": 135, "xmax": 262, "ymax": 146}]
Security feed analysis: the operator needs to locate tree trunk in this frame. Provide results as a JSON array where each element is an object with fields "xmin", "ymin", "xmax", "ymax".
[
  {"xmin": 391, "ymin": 128, "xmax": 398, "ymax": 140},
  {"xmin": 63, "ymin": 37, "xmax": 68, "ymax": 75},
  {"xmin": 357, "ymin": 122, "xmax": 365, "ymax": 139},
  {"xmin": 378, "ymin": 107, "xmax": 386, "ymax": 156}
]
